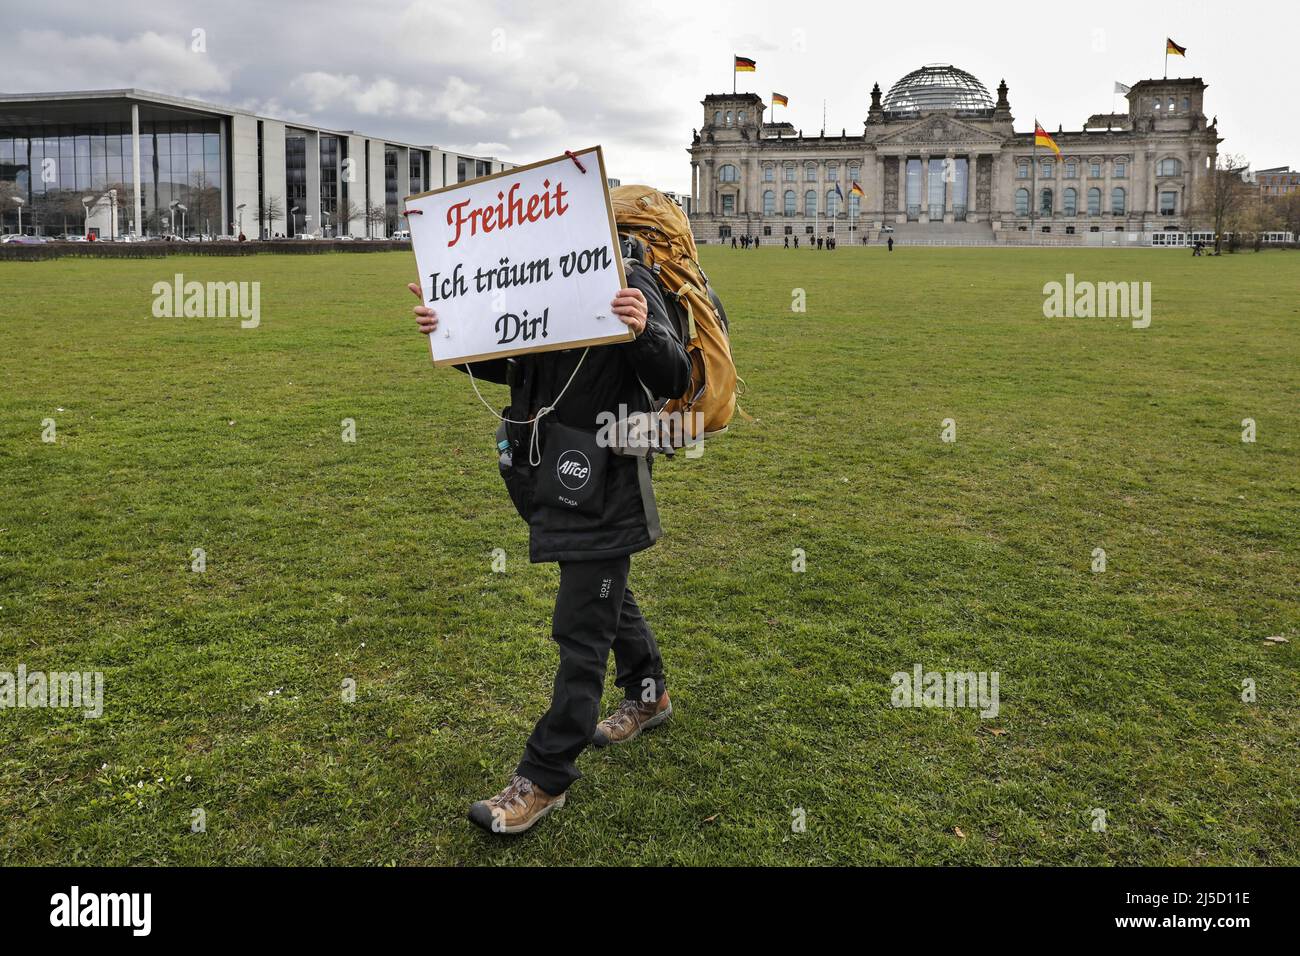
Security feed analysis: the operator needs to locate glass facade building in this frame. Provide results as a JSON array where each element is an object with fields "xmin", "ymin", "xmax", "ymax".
[{"xmin": 0, "ymin": 90, "xmax": 514, "ymax": 238}]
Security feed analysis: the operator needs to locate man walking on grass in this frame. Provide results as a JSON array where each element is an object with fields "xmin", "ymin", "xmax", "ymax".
[{"xmin": 408, "ymin": 261, "xmax": 689, "ymax": 834}]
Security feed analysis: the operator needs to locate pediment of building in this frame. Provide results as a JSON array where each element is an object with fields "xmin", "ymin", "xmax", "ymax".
[{"xmin": 874, "ymin": 114, "xmax": 1005, "ymax": 149}]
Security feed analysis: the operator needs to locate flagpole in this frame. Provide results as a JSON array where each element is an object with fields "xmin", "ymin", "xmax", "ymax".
[
  {"xmin": 1164, "ymin": 47, "xmax": 1168, "ymax": 80},
  {"xmin": 1030, "ymin": 127, "xmax": 1037, "ymax": 244}
]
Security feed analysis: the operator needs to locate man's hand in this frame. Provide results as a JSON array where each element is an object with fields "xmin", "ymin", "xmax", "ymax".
[
  {"xmin": 408, "ymin": 281, "xmax": 438, "ymax": 335},
  {"xmin": 611, "ymin": 287, "xmax": 647, "ymax": 335}
]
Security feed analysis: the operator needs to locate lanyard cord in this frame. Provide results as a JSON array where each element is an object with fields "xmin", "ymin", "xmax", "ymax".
[{"xmin": 465, "ymin": 348, "xmax": 590, "ymax": 466}]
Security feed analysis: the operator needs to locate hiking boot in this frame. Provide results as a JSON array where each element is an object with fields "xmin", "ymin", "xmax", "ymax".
[
  {"xmin": 592, "ymin": 692, "xmax": 672, "ymax": 748},
  {"xmin": 467, "ymin": 775, "xmax": 565, "ymax": 835}
]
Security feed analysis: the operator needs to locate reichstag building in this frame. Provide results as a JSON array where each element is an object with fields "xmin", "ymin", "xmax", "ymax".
[{"xmin": 688, "ymin": 64, "xmax": 1220, "ymax": 244}]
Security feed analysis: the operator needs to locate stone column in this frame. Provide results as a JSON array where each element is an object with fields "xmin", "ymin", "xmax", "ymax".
[
  {"xmin": 944, "ymin": 150, "xmax": 955, "ymax": 222},
  {"xmin": 920, "ymin": 153, "xmax": 930, "ymax": 222}
]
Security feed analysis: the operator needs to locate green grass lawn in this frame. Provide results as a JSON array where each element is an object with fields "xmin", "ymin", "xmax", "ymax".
[{"xmin": 0, "ymin": 246, "xmax": 1296, "ymax": 866}]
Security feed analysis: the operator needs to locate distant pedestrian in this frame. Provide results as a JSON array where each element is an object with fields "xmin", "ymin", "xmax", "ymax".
[
  {"xmin": 784, "ymin": 236, "xmax": 789, "ymax": 248},
  {"xmin": 887, "ymin": 236, "xmax": 894, "ymax": 252}
]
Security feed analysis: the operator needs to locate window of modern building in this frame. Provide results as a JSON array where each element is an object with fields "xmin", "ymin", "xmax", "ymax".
[
  {"xmin": 457, "ymin": 157, "xmax": 469, "ymax": 182},
  {"xmin": 1015, "ymin": 188, "xmax": 1029, "ymax": 215},
  {"xmin": 718, "ymin": 163, "xmax": 738, "ymax": 182},
  {"xmin": 783, "ymin": 189, "xmax": 796, "ymax": 215},
  {"xmin": 320, "ymin": 134, "xmax": 339, "ymax": 231},
  {"xmin": 1159, "ymin": 190, "xmax": 1177, "ymax": 215},
  {"xmin": 763, "ymin": 189, "xmax": 775, "ymax": 214},
  {"xmin": 287, "ymin": 134, "xmax": 309, "ymax": 235},
  {"xmin": 1064, "ymin": 187, "xmax": 1078, "ymax": 215},
  {"xmin": 1087, "ymin": 187, "xmax": 1101, "ymax": 215},
  {"xmin": 1111, "ymin": 186, "xmax": 1126, "ymax": 214}
]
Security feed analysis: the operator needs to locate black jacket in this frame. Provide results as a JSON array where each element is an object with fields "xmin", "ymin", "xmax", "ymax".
[{"xmin": 454, "ymin": 261, "xmax": 691, "ymax": 563}]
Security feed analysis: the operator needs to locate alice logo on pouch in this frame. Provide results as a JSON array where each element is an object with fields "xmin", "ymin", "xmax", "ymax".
[{"xmin": 556, "ymin": 450, "xmax": 592, "ymax": 490}]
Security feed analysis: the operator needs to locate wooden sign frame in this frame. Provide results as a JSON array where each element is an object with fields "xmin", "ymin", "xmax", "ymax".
[{"xmin": 404, "ymin": 145, "xmax": 631, "ymax": 367}]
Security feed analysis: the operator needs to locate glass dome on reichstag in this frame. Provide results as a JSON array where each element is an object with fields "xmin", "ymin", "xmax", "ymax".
[{"xmin": 881, "ymin": 64, "xmax": 995, "ymax": 113}]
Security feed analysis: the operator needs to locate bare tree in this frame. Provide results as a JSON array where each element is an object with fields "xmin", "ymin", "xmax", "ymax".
[
  {"xmin": 1192, "ymin": 153, "xmax": 1252, "ymax": 254},
  {"xmin": 336, "ymin": 197, "xmax": 362, "ymax": 237},
  {"xmin": 257, "ymin": 195, "xmax": 285, "ymax": 238},
  {"xmin": 364, "ymin": 200, "xmax": 386, "ymax": 238}
]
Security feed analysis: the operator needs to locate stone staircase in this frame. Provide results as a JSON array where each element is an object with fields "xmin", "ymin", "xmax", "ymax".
[{"xmin": 877, "ymin": 220, "xmax": 996, "ymax": 245}]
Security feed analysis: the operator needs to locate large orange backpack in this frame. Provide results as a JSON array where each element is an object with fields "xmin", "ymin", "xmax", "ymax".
[{"xmin": 611, "ymin": 184, "xmax": 737, "ymax": 447}]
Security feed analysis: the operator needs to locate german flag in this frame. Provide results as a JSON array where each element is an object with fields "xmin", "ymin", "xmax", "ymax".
[
  {"xmin": 1034, "ymin": 119, "xmax": 1061, "ymax": 157},
  {"xmin": 849, "ymin": 181, "xmax": 865, "ymax": 198},
  {"xmin": 771, "ymin": 92, "xmax": 788, "ymax": 107},
  {"xmin": 1166, "ymin": 37, "xmax": 1186, "ymax": 57},
  {"xmin": 734, "ymin": 55, "xmax": 756, "ymax": 72}
]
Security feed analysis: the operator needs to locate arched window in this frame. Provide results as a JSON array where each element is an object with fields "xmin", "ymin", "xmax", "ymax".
[
  {"xmin": 718, "ymin": 164, "xmax": 738, "ymax": 183},
  {"xmin": 1167, "ymin": 97, "xmax": 1175, "ymax": 112},
  {"xmin": 1064, "ymin": 187, "xmax": 1078, "ymax": 215},
  {"xmin": 804, "ymin": 189, "xmax": 817, "ymax": 215},
  {"xmin": 1157, "ymin": 158, "xmax": 1182, "ymax": 177},
  {"xmin": 826, "ymin": 189, "xmax": 840, "ymax": 216},
  {"xmin": 725, "ymin": 111, "xmax": 733, "ymax": 127},
  {"xmin": 713, "ymin": 110, "xmax": 722, "ymax": 126},
  {"xmin": 737, "ymin": 110, "xmax": 746, "ymax": 125},
  {"xmin": 763, "ymin": 190, "xmax": 775, "ymax": 215},
  {"xmin": 1040, "ymin": 188, "xmax": 1053, "ymax": 216},
  {"xmin": 1015, "ymin": 188, "xmax": 1029, "ymax": 215},
  {"xmin": 783, "ymin": 190, "xmax": 796, "ymax": 216},
  {"xmin": 805, "ymin": 162, "xmax": 818, "ymax": 181},
  {"xmin": 1111, "ymin": 186, "xmax": 1126, "ymax": 214},
  {"xmin": 1087, "ymin": 187, "xmax": 1101, "ymax": 215}
]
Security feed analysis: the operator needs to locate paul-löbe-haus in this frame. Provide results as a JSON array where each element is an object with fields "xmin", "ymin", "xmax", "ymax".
[{"xmin": 689, "ymin": 64, "xmax": 1221, "ymax": 246}]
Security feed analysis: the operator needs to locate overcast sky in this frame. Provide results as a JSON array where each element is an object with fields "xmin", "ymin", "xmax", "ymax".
[{"xmin": 3, "ymin": 0, "xmax": 1296, "ymax": 191}]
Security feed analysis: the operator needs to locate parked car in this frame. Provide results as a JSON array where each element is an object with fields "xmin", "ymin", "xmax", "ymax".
[{"xmin": 881, "ymin": 225, "xmax": 895, "ymax": 234}]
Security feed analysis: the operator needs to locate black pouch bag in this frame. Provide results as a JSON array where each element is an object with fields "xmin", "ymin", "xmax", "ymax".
[{"xmin": 534, "ymin": 421, "xmax": 608, "ymax": 517}]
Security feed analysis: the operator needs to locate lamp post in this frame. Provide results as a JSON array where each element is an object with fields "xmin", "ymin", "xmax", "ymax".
[
  {"xmin": 289, "ymin": 205, "xmax": 300, "ymax": 238},
  {"xmin": 236, "ymin": 202, "xmax": 247, "ymax": 236},
  {"xmin": 108, "ymin": 189, "xmax": 117, "ymax": 242},
  {"xmin": 13, "ymin": 196, "xmax": 24, "ymax": 236},
  {"xmin": 168, "ymin": 200, "xmax": 188, "ymax": 239}
]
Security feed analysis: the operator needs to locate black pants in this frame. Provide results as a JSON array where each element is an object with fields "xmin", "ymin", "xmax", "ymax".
[{"xmin": 516, "ymin": 555, "xmax": 666, "ymax": 795}]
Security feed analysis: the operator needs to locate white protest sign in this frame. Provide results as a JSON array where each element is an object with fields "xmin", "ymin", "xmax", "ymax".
[{"xmin": 405, "ymin": 145, "xmax": 630, "ymax": 366}]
